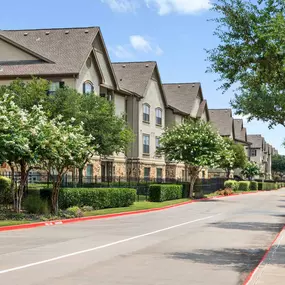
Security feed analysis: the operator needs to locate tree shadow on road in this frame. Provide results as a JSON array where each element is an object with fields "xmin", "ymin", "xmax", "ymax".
[
  {"xmin": 210, "ymin": 222, "xmax": 284, "ymax": 233},
  {"xmin": 168, "ymin": 248, "xmax": 265, "ymax": 272}
]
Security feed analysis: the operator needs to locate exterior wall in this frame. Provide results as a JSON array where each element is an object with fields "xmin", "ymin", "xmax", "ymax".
[
  {"xmin": 114, "ymin": 92, "xmax": 126, "ymax": 116},
  {"xmin": 138, "ymin": 78, "xmax": 165, "ymax": 162},
  {"xmin": 200, "ymin": 110, "xmax": 208, "ymax": 122},
  {"xmin": 76, "ymin": 55, "xmax": 100, "ymax": 94},
  {"xmin": 190, "ymin": 97, "xmax": 201, "ymax": 118},
  {"xmin": 0, "ymin": 39, "xmax": 38, "ymax": 61}
]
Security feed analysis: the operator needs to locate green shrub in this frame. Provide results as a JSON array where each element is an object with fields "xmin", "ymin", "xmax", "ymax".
[
  {"xmin": 149, "ymin": 184, "xmax": 183, "ymax": 202},
  {"xmin": 238, "ymin": 181, "xmax": 250, "ymax": 191},
  {"xmin": 224, "ymin": 180, "xmax": 239, "ymax": 191},
  {"xmin": 258, "ymin": 182, "xmax": 277, "ymax": 191},
  {"xmin": 0, "ymin": 176, "xmax": 12, "ymax": 205},
  {"xmin": 58, "ymin": 188, "xmax": 136, "ymax": 209},
  {"xmin": 23, "ymin": 196, "xmax": 49, "ymax": 214},
  {"xmin": 66, "ymin": 206, "xmax": 83, "ymax": 217},
  {"xmin": 249, "ymin": 181, "xmax": 258, "ymax": 191}
]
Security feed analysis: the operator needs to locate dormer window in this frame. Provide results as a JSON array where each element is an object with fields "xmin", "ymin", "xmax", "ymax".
[
  {"xmin": 143, "ymin": 104, "xmax": 150, "ymax": 123},
  {"xmin": 155, "ymin": 108, "xmax": 162, "ymax": 126},
  {"xmin": 83, "ymin": 81, "xmax": 94, "ymax": 94}
]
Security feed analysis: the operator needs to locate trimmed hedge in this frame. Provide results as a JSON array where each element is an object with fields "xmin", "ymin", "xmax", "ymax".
[
  {"xmin": 249, "ymin": 181, "xmax": 258, "ymax": 191},
  {"xmin": 149, "ymin": 184, "xmax": 183, "ymax": 202},
  {"xmin": 238, "ymin": 181, "xmax": 250, "ymax": 191},
  {"xmin": 224, "ymin": 180, "xmax": 239, "ymax": 191},
  {"xmin": 40, "ymin": 188, "xmax": 136, "ymax": 210},
  {"xmin": 258, "ymin": 182, "xmax": 278, "ymax": 191},
  {"xmin": 0, "ymin": 176, "xmax": 12, "ymax": 205}
]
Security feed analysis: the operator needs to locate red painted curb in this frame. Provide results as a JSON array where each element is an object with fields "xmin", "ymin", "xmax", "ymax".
[
  {"xmin": 0, "ymin": 190, "xmax": 270, "ymax": 232},
  {"xmin": 243, "ymin": 224, "xmax": 285, "ymax": 285}
]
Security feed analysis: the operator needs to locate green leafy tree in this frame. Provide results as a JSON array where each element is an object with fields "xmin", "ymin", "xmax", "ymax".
[
  {"xmin": 159, "ymin": 120, "xmax": 234, "ymax": 198},
  {"xmin": 220, "ymin": 138, "xmax": 248, "ymax": 178},
  {"xmin": 241, "ymin": 162, "xmax": 260, "ymax": 180},
  {"xmin": 272, "ymin": 154, "xmax": 285, "ymax": 176},
  {"xmin": 207, "ymin": 0, "xmax": 285, "ymax": 127}
]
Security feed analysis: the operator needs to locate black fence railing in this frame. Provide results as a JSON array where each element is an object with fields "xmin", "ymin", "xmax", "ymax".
[{"xmin": 0, "ymin": 172, "xmax": 228, "ymax": 200}]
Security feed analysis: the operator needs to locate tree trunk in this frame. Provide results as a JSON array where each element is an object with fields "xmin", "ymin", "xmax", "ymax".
[
  {"xmin": 78, "ymin": 167, "xmax": 83, "ymax": 187},
  {"xmin": 51, "ymin": 174, "xmax": 62, "ymax": 214},
  {"xmin": 226, "ymin": 169, "xmax": 231, "ymax": 179},
  {"xmin": 15, "ymin": 161, "xmax": 29, "ymax": 213},
  {"xmin": 188, "ymin": 166, "xmax": 200, "ymax": 198},
  {"xmin": 9, "ymin": 163, "xmax": 16, "ymax": 211}
]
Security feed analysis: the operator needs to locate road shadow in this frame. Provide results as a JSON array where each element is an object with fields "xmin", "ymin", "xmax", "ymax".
[
  {"xmin": 168, "ymin": 246, "xmax": 285, "ymax": 272},
  {"xmin": 168, "ymin": 248, "xmax": 265, "ymax": 272},
  {"xmin": 210, "ymin": 222, "xmax": 284, "ymax": 233},
  {"xmin": 279, "ymin": 205, "xmax": 285, "ymax": 208}
]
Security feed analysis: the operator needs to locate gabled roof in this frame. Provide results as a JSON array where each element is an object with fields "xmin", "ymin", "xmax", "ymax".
[
  {"xmin": 112, "ymin": 61, "xmax": 157, "ymax": 97},
  {"xmin": 209, "ymin": 109, "xmax": 234, "ymax": 137},
  {"xmin": 233, "ymin": 119, "xmax": 247, "ymax": 143},
  {"xmin": 247, "ymin": 135, "xmax": 264, "ymax": 148},
  {"xmin": 0, "ymin": 27, "xmax": 100, "ymax": 77},
  {"xmin": 163, "ymin": 83, "xmax": 201, "ymax": 116}
]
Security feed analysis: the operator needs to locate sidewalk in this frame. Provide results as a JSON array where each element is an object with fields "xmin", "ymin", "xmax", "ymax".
[{"xmin": 247, "ymin": 227, "xmax": 285, "ymax": 285}]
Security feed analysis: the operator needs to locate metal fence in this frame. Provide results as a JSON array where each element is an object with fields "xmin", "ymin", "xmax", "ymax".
[{"xmin": 0, "ymin": 172, "xmax": 227, "ymax": 200}]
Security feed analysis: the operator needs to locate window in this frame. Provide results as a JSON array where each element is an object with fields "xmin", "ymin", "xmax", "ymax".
[
  {"xmin": 182, "ymin": 170, "xmax": 185, "ymax": 181},
  {"xmin": 83, "ymin": 81, "xmax": 94, "ymax": 94},
  {"xmin": 143, "ymin": 104, "xmax": 150, "ymax": 123},
  {"xmin": 144, "ymin": 167, "xmax": 151, "ymax": 180},
  {"xmin": 155, "ymin": 108, "xmax": 162, "ymax": 126},
  {"xmin": 100, "ymin": 92, "xmax": 113, "ymax": 101},
  {"xmin": 143, "ymin": 134, "xmax": 150, "ymax": 154},
  {"xmin": 250, "ymin": 149, "xmax": 257, "ymax": 157},
  {"xmin": 86, "ymin": 164, "xmax": 93, "ymax": 184},
  {"xmin": 48, "ymin": 81, "xmax": 64, "ymax": 95},
  {"xmin": 155, "ymin": 137, "xmax": 160, "ymax": 150},
  {"xmin": 156, "ymin": 168, "xmax": 162, "ymax": 180},
  {"xmin": 202, "ymin": 170, "xmax": 206, "ymax": 179}
]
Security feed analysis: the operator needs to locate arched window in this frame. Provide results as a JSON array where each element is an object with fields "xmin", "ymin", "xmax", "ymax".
[
  {"xmin": 143, "ymin": 103, "xmax": 150, "ymax": 123},
  {"xmin": 83, "ymin": 80, "xmax": 94, "ymax": 94},
  {"xmin": 155, "ymin": 107, "xmax": 162, "ymax": 126}
]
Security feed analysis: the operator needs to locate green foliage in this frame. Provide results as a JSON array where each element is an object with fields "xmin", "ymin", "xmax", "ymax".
[
  {"xmin": 249, "ymin": 181, "xmax": 258, "ymax": 191},
  {"xmin": 224, "ymin": 180, "xmax": 239, "ymax": 191},
  {"xmin": 221, "ymin": 138, "xmax": 247, "ymax": 174},
  {"xmin": 149, "ymin": 184, "xmax": 183, "ymax": 202},
  {"xmin": 57, "ymin": 188, "xmax": 136, "ymax": 210},
  {"xmin": 208, "ymin": 0, "xmax": 285, "ymax": 128},
  {"xmin": 0, "ymin": 176, "xmax": 12, "ymax": 205},
  {"xmin": 241, "ymin": 162, "xmax": 260, "ymax": 180},
  {"xmin": 23, "ymin": 196, "xmax": 49, "ymax": 214},
  {"xmin": 272, "ymin": 155, "xmax": 285, "ymax": 175},
  {"xmin": 65, "ymin": 206, "xmax": 83, "ymax": 218},
  {"xmin": 258, "ymin": 182, "xmax": 278, "ymax": 191},
  {"xmin": 238, "ymin": 181, "xmax": 250, "ymax": 191}
]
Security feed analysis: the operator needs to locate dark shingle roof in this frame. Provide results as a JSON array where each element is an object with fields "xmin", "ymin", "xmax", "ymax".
[
  {"xmin": 112, "ymin": 61, "xmax": 156, "ymax": 96},
  {"xmin": 234, "ymin": 119, "xmax": 247, "ymax": 142},
  {"xmin": 163, "ymin": 83, "xmax": 200, "ymax": 115},
  {"xmin": 209, "ymin": 109, "xmax": 233, "ymax": 136},
  {"xmin": 247, "ymin": 135, "xmax": 264, "ymax": 148},
  {"xmin": 0, "ymin": 27, "xmax": 99, "ymax": 76}
]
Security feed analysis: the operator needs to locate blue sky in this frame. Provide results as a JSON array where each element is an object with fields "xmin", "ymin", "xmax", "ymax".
[{"xmin": 1, "ymin": 0, "xmax": 284, "ymax": 153}]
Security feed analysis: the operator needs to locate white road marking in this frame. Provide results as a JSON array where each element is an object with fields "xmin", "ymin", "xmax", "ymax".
[{"xmin": 0, "ymin": 214, "xmax": 220, "ymax": 274}]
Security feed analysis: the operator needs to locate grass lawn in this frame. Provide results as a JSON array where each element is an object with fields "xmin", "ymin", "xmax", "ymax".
[
  {"xmin": 0, "ymin": 220, "xmax": 33, "ymax": 227},
  {"xmin": 84, "ymin": 199, "xmax": 190, "ymax": 217}
]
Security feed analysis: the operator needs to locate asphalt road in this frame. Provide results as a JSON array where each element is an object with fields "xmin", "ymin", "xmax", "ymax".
[{"xmin": 1, "ymin": 190, "xmax": 285, "ymax": 285}]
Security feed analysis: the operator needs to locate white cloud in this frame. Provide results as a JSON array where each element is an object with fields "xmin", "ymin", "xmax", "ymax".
[
  {"xmin": 155, "ymin": 45, "xmax": 164, "ymax": 55},
  {"xmin": 145, "ymin": 0, "xmax": 212, "ymax": 15},
  {"xmin": 130, "ymin": 35, "xmax": 153, "ymax": 53},
  {"xmin": 100, "ymin": 0, "xmax": 138, "ymax": 13},
  {"xmin": 109, "ymin": 45, "xmax": 134, "ymax": 59}
]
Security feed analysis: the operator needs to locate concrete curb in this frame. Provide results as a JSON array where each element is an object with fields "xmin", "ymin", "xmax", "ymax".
[
  {"xmin": 243, "ymin": 224, "xmax": 285, "ymax": 285},
  {"xmin": 0, "ymin": 190, "xmax": 274, "ymax": 233}
]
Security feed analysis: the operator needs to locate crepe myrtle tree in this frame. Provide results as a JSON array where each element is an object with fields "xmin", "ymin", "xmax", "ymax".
[
  {"xmin": 241, "ymin": 162, "xmax": 260, "ymax": 180},
  {"xmin": 39, "ymin": 118, "xmax": 95, "ymax": 214},
  {"xmin": 0, "ymin": 94, "xmax": 51, "ymax": 212},
  {"xmin": 158, "ymin": 120, "xmax": 234, "ymax": 198}
]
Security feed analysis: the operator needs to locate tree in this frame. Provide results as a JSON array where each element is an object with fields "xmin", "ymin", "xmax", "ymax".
[
  {"xmin": 39, "ymin": 119, "xmax": 94, "ymax": 214},
  {"xmin": 159, "ymin": 120, "xmax": 234, "ymax": 198},
  {"xmin": 207, "ymin": 0, "xmax": 285, "ymax": 127},
  {"xmin": 0, "ymin": 95, "xmax": 50, "ymax": 212},
  {"xmin": 272, "ymin": 154, "xmax": 285, "ymax": 176},
  {"xmin": 241, "ymin": 162, "xmax": 260, "ymax": 180},
  {"xmin": 220, "ymin": 138, "xmax": 248, "ymax": 178}
]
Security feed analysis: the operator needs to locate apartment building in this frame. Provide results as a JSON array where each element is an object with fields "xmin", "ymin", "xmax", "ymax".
[
  {"xmin": 0, "ymin": 27, "xmax": 131, "ymax": 179},
  {"xmin": 247, "ymin": 135, "xmax": 272, "ymax": 179}
]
